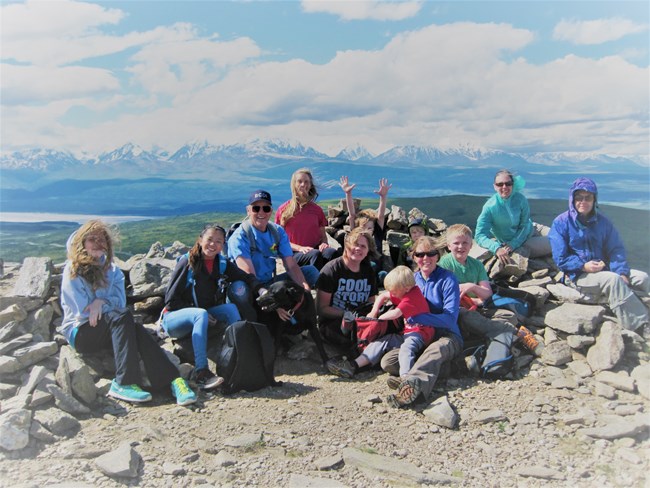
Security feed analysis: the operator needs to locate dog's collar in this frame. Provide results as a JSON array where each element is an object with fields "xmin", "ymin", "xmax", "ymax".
[{"xmin": 287, "ymin": 292, "xmax": 305, "ymax": 317}]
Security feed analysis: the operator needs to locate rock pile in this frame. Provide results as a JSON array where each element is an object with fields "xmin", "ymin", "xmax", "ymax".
[{"xmin": 0, "ymin": 217, "xmax": 649, "ymax": 485}]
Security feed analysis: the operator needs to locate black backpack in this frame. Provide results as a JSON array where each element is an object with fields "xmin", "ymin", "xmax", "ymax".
[
  {"xmin": 463, "ymin": 330, "xmax": 515, "ymax": 379},
  {"xmin": 217, "ymin": 320, "xmax": 281, "ymax": 394}
]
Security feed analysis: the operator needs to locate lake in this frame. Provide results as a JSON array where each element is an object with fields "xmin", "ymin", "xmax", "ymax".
[{"xmin": 0, "ymin": 212, "xmax": 156, "ymax": 224}]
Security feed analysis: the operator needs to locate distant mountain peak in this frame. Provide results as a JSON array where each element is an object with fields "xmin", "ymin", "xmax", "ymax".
[{"xmin": 336, "ymin": 143, "xmax": 374, "ymax": 161}]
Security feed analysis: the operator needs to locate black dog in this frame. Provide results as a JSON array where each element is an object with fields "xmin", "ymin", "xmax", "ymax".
[{"xmin": 256, "ymin": 280, "xmax": 329, "ymax": 364}]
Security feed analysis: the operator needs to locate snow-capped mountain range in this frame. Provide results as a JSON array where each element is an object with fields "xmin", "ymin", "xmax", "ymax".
[
  {"xmin": 2, "ymin": 138, "xmax": 646, "ymax": 172},
  {"xmin": 1, "ymin": 138, "xmax": 648, "ymax": 215}
]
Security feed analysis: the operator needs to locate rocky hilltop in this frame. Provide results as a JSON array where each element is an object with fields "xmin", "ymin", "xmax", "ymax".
[{"xmin": 0, "ymin": 228, "xmax": 649, "ymax": 487}]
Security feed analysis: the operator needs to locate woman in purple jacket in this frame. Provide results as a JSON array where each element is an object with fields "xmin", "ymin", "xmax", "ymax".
[{"xmin": 549, "ymin": 177, "xmax": 649, "ymax": 334}]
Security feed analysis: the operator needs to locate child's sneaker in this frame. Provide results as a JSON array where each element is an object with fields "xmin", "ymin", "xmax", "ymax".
[
  {"xmin": 517, "ymin": 326, "xmax": 543, "ymax": 356},
  {"xmin": 107, "ymin": 379, "xmax": 152, "ymax": 403},
  {"xmin": 326, "ymin": 357, "xmax": 356, "ymax": 378},
  {"xmin": 171, "ymin": 377, "xmax": 197, "ymax": 406},
  {"xmin": 194, "ymin": 368, "xmax": 224, "ymax": 390},
  {"xmin": 386, "ymin": 376, "xmax": 401, "ymax": 390}
]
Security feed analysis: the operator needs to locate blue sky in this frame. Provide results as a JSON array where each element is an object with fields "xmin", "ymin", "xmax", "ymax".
[{"xmin": 1, "ymin": 0, "xmax": 649, "ymax": 158}]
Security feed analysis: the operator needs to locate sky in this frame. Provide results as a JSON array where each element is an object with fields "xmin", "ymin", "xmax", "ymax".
[{"xmin": 1, "ymin": 0, "xmax": 649, "ymax": 159}]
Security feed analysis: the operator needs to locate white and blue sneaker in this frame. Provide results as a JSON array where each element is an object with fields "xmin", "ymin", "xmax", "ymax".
[
  {"xmin": 107, "ymin": 379, "xmax": 152, "ymax": 403},
  {"xmin": 171, "ymin": 377, "xmax": 197, "ymax": 406}
]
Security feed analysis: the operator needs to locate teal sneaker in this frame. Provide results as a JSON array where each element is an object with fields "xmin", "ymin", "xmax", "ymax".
[
  {"xmin": 107, "ymin": 379, "xmax": 152, "ymax": 403},
  {"xmin": 171, "ymin": 377, "xmax": 197, "ymax": 406}
]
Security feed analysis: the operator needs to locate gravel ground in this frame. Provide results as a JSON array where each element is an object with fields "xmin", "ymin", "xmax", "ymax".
[{"xmin": 1, "ymin": 338, "xmax": 648, "ymax": 488}]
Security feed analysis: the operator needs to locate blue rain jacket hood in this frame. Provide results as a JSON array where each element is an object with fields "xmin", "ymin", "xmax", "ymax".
[
  {"xmin": 568, "ymin": 177, "xmax": 598, "ymax": 224},
  {"xmin": 548, "ymin": 177, "xmax": 629, "ymax": 282}
]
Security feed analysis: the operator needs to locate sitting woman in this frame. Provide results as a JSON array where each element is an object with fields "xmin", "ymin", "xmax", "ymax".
[
  {"xmin": 316, "ymin": 227, "xmax": 378, "ymax": 346},
  {"xmin": 549, "ymin": 177, "xmax": 649, "ymax": 335},
  {"xmin": 475, "ymin": 169, "xmax": 551, "ymax": 279},
  {"xmin": 59, "ymin": 220, "xmax": 197, "ymax": 406},
  {"xmin": 275, "ymin": 168, "xmax": 338, "ymax": 270},
  {"xmin": 162, "ymin": 223, "xmax": 261, "ymax": 389},
  {"xmin": 381, "ymin": 236, "xmax": 463, "ymax": 408}
]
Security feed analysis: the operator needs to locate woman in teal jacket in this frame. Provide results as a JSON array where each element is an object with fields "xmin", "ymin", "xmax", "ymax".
[{"xmin": 475, "ymin": 169, "xmax": 550, "ymax": 278}]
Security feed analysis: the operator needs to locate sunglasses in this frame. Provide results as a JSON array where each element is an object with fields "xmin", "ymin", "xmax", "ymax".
[
  {"xmin": 494, "ymin": 181, "xmax": 513, "ymax": 188},
  {"xmin": 251, "ymin": 205, "xmax": 272, "ymax": 213},
  {"xmin": 413, "ymin": 250, "xmax": 439, "ymax": 258},
  {"xmin": 574, "ymin": 194, "xmax": 594, "ymax": 202}
]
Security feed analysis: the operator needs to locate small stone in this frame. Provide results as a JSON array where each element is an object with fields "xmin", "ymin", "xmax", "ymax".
[{"xmin": 95, "ymin": 443, "xmax": 141, "ymax": 479}]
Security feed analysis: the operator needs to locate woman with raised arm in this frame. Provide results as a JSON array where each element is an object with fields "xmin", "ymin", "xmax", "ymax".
[
  {"xmin": 275, "ymin": 168, "xmax": 338, "ymax": 270},
  {"xmin": 339, "ymin": 176, "xmax": 392, "ymax": 283},
  {"xmin": 59, "ymin": 220, "xmax": 197, "ymax": 406}
]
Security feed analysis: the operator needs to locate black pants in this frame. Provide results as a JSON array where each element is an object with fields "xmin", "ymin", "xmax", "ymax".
[
  {"xmin": 74, "ymin": 309, "xmax": 178, "ymax": 390},
  {"xmin": 293, "ymin": 247, "xmax": 339, "ymax": 271}
]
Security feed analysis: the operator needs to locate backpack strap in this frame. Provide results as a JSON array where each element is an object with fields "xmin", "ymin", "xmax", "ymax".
[
  {"xmin": 240, "ymin": 219, "xmax": 282, "ymax": 273},
  {"xmin": 183, "ymin": 252, "xmax": 228, "ymax": 308},
  {"xmin": 218, "ymin": 254, "xmax": 227, "ymax": 274}
]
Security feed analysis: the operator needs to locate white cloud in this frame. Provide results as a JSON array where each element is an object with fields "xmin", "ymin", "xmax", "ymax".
[
  {"xmin": 127, "ymin": 33, "xmax": 261, "ymax": 98},
  {"xmin": 301, "ymin": 0, "xmax": 422, "ymax": 21},
  {"xmin": 0, "ymin": 0, "xmax": 124, "ymax": 40},
  {"xmin": 1, "ymin": 64, "xmax": 120, "ymax": 104},
  {"xmin": 1, "ymin": 8, "xmax": 647, "ymax": 159},
  {"xmin": 553, "ymin": 17, "xmax": 648, "ymax": 45}
]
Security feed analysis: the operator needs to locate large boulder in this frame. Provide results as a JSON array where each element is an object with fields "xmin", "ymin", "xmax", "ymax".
[
  {"xmin": 586, "ymin": 321, "xmax": 624, "ymax": 372},
  {"xmin": 545, "ymin": 303, "xmax": 605, "ymax": 335},
  {"xmin": 12, "ymin": 257, "xmax": 53, "ymax": 300}
]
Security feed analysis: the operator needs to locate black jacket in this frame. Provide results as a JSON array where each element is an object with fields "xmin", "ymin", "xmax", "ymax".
[{"xmin": 164, "ymin": 254, "xmax": 261, "ymax": 311}]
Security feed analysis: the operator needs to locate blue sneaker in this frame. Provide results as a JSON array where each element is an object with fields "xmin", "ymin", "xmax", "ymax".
[
  {"xmin": 171, "ymin": 377, "xmax": 197, "ymax": 406},
  {"xmin": 107, "ymin": 379, "xmax": 152, "ymax": 403}
]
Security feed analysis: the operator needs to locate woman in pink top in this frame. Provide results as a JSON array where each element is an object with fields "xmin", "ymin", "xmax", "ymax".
[{"xmin": 275, "ymin": 168, "xmax": 339, "ymax": 270}]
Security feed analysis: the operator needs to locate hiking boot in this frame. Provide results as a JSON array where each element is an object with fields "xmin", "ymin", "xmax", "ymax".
[
  {"xmin": 326, "ymin": 357, "xmax": 356, "ymax": 378},
  {"xmin": 171, "ymin": 377, "xmax": 197, "ymax": 406},
  {"xmin": 194, "ymin": 368, "xmax": 224, "ymax": 390},
  {"xmin": 517, "ymin": 326, "xmax": 543, "ymax": 356},
  {"xmin": 386, "ymin": 376, "xmax": 401, "ymax": 390},
  {"xmin": 396, "ymin": 378, "xmax": 421, "ymax": 406},
  {"xmin": 107, "ymin": 379, "xmax": 152, "ymax": 403}
]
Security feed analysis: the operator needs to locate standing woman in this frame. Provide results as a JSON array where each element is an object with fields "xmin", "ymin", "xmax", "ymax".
[
  {"xmin": 381, "ymin": 236, "xmax": 463, "ymax": 408},
  {"xmin": 162, "ymin": 223, "xmax": 261, "ymax": 389},
  {"xmin": 475, "ymin": 169, "xmax": 551, "ymax": 278},
  {"xmin": 59, "ymin": 220, "xmax": 197, "ymax": 406},
  {"xmin": 275, "ymin": 168, "xmax": 338, "ymax": 270}
]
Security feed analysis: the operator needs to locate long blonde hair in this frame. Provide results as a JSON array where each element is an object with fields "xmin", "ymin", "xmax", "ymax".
[
  {"xmin": 280, "ymin": 168, "xmax": 319, "ymax": 226},
  {"xmin": 68, "ymin": 220, "xmax": 118, "ymax": 290}
]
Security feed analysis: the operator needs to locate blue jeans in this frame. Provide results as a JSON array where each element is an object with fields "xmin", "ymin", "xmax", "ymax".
[
  {"xmin": 162, "ymin": 304, "xmax": 241, "ymax": 370},
  {"xmin": 398, "ymin": 332, "xmax": 426, "ymax": 377},
  {"xmin": 228, "ymin": 265, "xmax": 319, "ymax": 322}
]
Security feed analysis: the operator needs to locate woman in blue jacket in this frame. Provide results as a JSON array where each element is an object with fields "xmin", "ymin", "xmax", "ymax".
[
  {"xmin": 381, "ymin": 236, "xmax": 463, "ymax": 408},
  {"xmin": 475, "ymin": 169, "xmax": 551, "ymax": 278},
  {"xmin": 549, "ymin": 177, "xmax": 649, "ymax": 334},
  {"xmin": 59, "ymin": 220, "xmax": 197, "ymax": 406}
]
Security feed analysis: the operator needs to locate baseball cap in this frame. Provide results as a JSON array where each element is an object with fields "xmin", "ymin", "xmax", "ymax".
[{"xmin": 248, "ymin": 190, "xmax": 272, "ymax": 205}]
